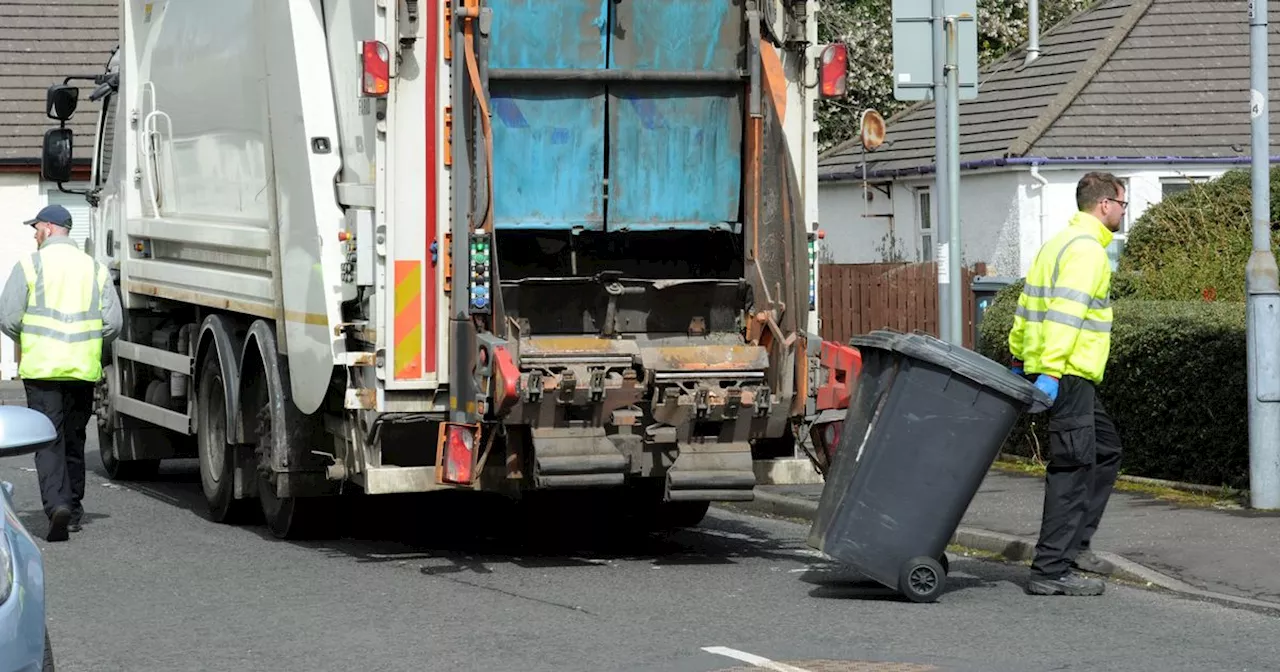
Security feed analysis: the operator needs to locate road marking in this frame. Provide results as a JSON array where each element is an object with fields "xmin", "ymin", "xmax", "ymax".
[{"xmin": 701, "ymin": 646, "xmax": 814, "ymax": 672}]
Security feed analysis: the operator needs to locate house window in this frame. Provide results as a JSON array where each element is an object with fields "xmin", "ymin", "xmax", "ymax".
[
  {"xmin": 1161, "ymin": 176, "xmax": 1208, "ymax": 199},
  {"xmin": 1105, "ymin": 177, "xmax": 1132, "ymax": 271},
  {"xmin": 917, "ymin": 188, "xmax": 933, "ymax": 262}
]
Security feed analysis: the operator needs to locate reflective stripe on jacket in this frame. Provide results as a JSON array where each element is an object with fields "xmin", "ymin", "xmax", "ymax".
[
  {"xmin": 17, "ymin": 243, "xmax": 110, "ymax": 382},
  {"xmin": 1008, "ymin": 211, "xmax": 1114, "ymax": 384}
]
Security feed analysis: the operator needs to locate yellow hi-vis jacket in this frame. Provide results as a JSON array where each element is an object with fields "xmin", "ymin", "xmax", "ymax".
[
  {"xmin": 17, "ymin": 242, "xmax": 111, "ymax": 382},
  {"xmin": 1009, "ymin": 211, "xmax": 1114, "ymax": 384}
]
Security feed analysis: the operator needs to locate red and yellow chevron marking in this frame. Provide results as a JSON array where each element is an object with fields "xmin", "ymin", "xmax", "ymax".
[{"xmin": 394, "ymin": 260, "xmax": 423, "ymax": 380}]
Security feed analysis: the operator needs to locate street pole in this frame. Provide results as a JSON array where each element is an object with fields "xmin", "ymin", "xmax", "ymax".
[
  {"xmin": 944, "ymin": 16, "xmax": 963, "ymax": 346},
  {"xmin": 1246, "ymin": 0, "xmax": 1280, "ymax": 510},
  {"xmin": 932, "ymin": 0, "xmax": 952, "ymax": 344}
]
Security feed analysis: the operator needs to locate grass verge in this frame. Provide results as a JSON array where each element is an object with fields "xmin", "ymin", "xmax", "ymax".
[{"xmin": 990, "ymin": 457, "xmax": 1245, "ymax": 509}]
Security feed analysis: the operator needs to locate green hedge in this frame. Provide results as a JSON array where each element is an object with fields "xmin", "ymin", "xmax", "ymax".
[
  {"xmin": 978, "ymin": 281, "xmax": 1249, "ymax": 489},
  {"xmin": 1114, "ymin": 166, "xmax": 1280, "ymax": 302}
]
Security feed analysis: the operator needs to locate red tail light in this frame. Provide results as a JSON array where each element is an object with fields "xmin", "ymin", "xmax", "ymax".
[
  {"xmin": 361, "ymin": 40, "xmax": 390, "ymax": 97},
  {"xmin": 819, "ymin": 43, "xmax": 848, "ymax": 99},
  {"xmin": 438, "ymin": 423, "xmax": 476, "ymax": 485}
]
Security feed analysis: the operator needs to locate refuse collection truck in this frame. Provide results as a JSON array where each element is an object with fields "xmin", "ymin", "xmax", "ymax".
[{"xmin": 36, "ymin": 0, "xmax": 855, "ymax": 538}]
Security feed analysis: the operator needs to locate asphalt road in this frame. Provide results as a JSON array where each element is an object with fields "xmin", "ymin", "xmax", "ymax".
[{"xmin": 3, "ymin": 432, "xmax": 1279, "ymax": 672}]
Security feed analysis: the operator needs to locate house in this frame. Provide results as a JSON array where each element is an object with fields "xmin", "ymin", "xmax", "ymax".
[
  {"xmin": 0, "ymin": 1, "xmax": 117, "ymax": 378},
  {"xmin": 818, "ymin": 0, "xmax": 1280, "ymax": 277}
]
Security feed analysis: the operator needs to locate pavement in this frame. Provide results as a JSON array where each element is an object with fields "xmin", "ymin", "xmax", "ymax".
[
  {"xmin": 748, "ymin": 469, "xmax": 1280, "ymax": 616},
  {"xmin": 3, "ymin": 446, "xmax": 1280, "ymax": 672},
  {"xmin": 4, "ymin": 378, "xmax": 1280, "ymax": 670}
]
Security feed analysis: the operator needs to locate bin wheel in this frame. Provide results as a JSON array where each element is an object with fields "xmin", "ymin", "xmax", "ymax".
[
  {"xmin": 938, "ymin": 553, "xmax": 950, "ymax": 575},
  {"xmin": 899, "ymin": 556, "xmax": 946, "ymax": 603}
]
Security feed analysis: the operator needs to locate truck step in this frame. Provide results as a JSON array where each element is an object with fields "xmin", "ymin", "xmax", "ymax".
[
  {"xmin": 531, "ymin": 427, "xmax": 628, "ymax": 489},
  {"xmin": 665, "ymin": 442, "xmax": 757, "ymax": 502}
]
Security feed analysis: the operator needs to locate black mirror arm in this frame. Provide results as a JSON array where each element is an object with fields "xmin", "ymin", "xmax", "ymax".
[
  {"xmin": 56, "ymin": 181, "xmax": 94, "ymax": 202},
  {"xmin": 62, "ymin": 74, "xmax": 103, "ymax": 86}
]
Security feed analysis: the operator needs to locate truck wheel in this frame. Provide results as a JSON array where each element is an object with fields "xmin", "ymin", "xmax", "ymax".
[
  {"xmin": 255, "ymin": 405, "xmax": 330, "ymax": 539},
  {"xmin": 197, "ymin": 354, "xmax": 255, "ymax": 523},
  {"xmin": 250, "ymin": 376, "xmax": 335, "ymax": 540},
  {"xmin": 96, "ymin": 364, "xmax": 161, "ymax": 481},
  {"xmin": 241, "ymin": 320, "xmax": 334, "ymax": 541},
  {"xmin": 656, "ymin": 501, "xmax": 711, "ymax": 529}
]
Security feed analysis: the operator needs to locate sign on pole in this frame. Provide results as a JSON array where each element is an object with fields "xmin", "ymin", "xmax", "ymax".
[
  {"xmin": 891, "ymin": 0, "xmax": 979, "ymax": 345},
  {"xmin": 891, "ymin": 0, "xmax": 980, "ymax": 102}
]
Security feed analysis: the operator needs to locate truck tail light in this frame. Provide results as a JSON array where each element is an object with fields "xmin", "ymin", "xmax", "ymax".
[
  {"xmin": 438, "ymin": 423, "xmax": 476, "ymax": 485},
  {"xmin": 361, "ymin": 40, "xmax": 390, "ymax": 97},
  {"xmin": 819, "ymin": 44, "xmax": 848, "ymax": 99}
]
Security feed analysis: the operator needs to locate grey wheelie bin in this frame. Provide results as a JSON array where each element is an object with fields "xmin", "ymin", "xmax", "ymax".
[{"xmin": 806, "ymin": 329, "xmax": 1051, "ymax": 603}]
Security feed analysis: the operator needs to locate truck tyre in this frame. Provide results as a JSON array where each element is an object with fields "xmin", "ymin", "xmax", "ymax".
[
  {"xmin": 656, "ymin": 501, "xmax": 710, "ymax": 529},
  {"xmin": 241, "ymin": 320, "xmax": 333, "ymax": 540},
  {"xmin": 254, "ymin": 404, "xmax": 331, "ymax": 539},
  {"xmin": 96, "ymin": 363, "xmax": 161, "ymax": 481},
  {"xmin": 196, "ymin": 353, "xmax": 255, "ymax": 523}
]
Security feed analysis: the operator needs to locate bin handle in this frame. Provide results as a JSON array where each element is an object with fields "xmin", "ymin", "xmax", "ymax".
[{"xmin": 1028, "ymin": 387, "xmax": 1054, "ymax": 415}]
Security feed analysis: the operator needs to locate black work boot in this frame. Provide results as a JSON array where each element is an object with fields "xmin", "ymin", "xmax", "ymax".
[
  {"xmin": 1071, "ymin": 550, "xmax": 1113, "ymax": 575},
  {"xmin": 47, "ymin": 506, "xmax": 72, "ymax": 543},
  {"xmin": 69, "ymin": 507, "xmax": 83, "ymax": 533},
  {"xmin": 1026, "ymin": 571, "xmax": 1105, "ymax": 596}
]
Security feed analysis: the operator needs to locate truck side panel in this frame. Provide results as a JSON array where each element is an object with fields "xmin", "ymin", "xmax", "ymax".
[
  {"xmin": 119, "ymin": 0, "xmax": 348, "ymax": 413},
  {"xmin": 258, "ymin": 0, "xmax": 348, "ymax": 413},
  {"xmin": 385, "ymin": 0, "xmax": 449, "ymax": 388},
  {"xmin": 117, "ymin": 0, "xmax": 278, "ymax": 320},
  {"xmin": 322, "ymin": 0, "xmax": 377, "ymax": 188}
]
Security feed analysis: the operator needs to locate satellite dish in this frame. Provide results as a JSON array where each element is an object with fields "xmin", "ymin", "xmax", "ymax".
[{"xmin": 861, "ymin": 109, "xmax": 886, "ymax": 151}]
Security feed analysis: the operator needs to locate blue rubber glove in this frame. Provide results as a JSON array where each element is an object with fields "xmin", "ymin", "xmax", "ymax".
[
  {"xmin": 1034, "ymin": 374, "xmax": 1059, "ymax": 403},
  {"xmin": 1010, "ymin": 358, "xmax": 1024, "ymax": 376}
]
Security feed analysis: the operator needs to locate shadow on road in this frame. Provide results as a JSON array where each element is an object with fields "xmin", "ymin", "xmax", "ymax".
[
  {"xmin": 16, "ymin": 510, "xmax": 112, "ymax": 539},
  {"xmin": 84, "ymin": 448, "xmax": 820, "ymax": 572},
  {"xmin": 797, "ymin": 561, "xmax": 993, "ymax": 602}
]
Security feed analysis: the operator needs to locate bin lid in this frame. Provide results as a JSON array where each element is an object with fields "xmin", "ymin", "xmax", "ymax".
[
  {"xmin": 849, "ymin": 330, "xmax": 909, "ymax": 351},
  {"xmin": 855, "ymin": 329, "xmax": 1047, "ymax": 408},
  {"xmin": 971, "ymin": 276, "xmax": 1021, "ymax": 290}
]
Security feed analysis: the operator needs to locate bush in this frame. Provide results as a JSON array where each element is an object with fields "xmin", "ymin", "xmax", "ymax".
[
  {"xmin": 978, "ymin": 285, "xmax": 1250, "ymax": 489},
  {"xmin": 1115, "ymin": 166, "xmax": 1280, "ymax": 302}
]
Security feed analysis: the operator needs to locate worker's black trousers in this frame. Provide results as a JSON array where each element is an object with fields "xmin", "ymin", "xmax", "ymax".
[
  {"xmin": 24, "ymin": 379, "xmax": 95, "ymax": 520},
  {"xmin": 1030, "ymin": 375, "xmax": 1123, "ymax": 580}
]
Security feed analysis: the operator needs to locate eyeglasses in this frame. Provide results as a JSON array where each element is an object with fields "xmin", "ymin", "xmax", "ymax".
[{"xmin": 1106, "ymin": 198, "xmax": 1129, "ymax": 209}]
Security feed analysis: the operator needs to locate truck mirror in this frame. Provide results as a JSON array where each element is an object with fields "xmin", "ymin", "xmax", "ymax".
[
  {"xmin": 41, "ymin": 128, "xmax": 75, "ymax": 183},
  {"xmin": 46, "ymin": 84, "xmax": 80, "ymax": 121}
]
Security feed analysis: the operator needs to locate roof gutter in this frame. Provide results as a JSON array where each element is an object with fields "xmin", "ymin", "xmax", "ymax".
[{"xmin": 820, "ymin": 154, "xmax": 1280, "ymax": 182}]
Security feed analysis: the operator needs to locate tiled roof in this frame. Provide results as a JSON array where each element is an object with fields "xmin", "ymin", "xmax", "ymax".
[
  {"xmin": 819, "ymin": 0, "xmax": 1280, "ymax": 180},
  {"xmin": 0, "ymin": 0, "xmax": 118, "ymax": 165}
]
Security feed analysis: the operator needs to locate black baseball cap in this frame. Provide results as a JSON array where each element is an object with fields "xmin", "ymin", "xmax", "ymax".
[{"xmin": 23, "ymin": 204, "xmax": 73, "ymax": 230}]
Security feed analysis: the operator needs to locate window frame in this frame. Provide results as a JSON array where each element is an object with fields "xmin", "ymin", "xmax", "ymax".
[{"xmin": 916, "ymin": 187, "xmax": 933, "ymax": 262}]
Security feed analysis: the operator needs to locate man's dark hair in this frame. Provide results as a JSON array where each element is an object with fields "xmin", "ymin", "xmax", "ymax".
[{"xmin": 1076, "ymin": 171, "xmax": 1125, "ymax": 211}]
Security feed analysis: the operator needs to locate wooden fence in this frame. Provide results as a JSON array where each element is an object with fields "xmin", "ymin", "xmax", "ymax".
[{"xmin": 817, "ymin": 262, "xmax": 989, "ymax": 349}]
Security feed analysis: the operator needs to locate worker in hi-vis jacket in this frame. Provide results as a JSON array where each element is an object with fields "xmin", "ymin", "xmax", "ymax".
[{"xmin": 1008, "ymin": 171, "xmax": 1125, "ymax": 597}]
